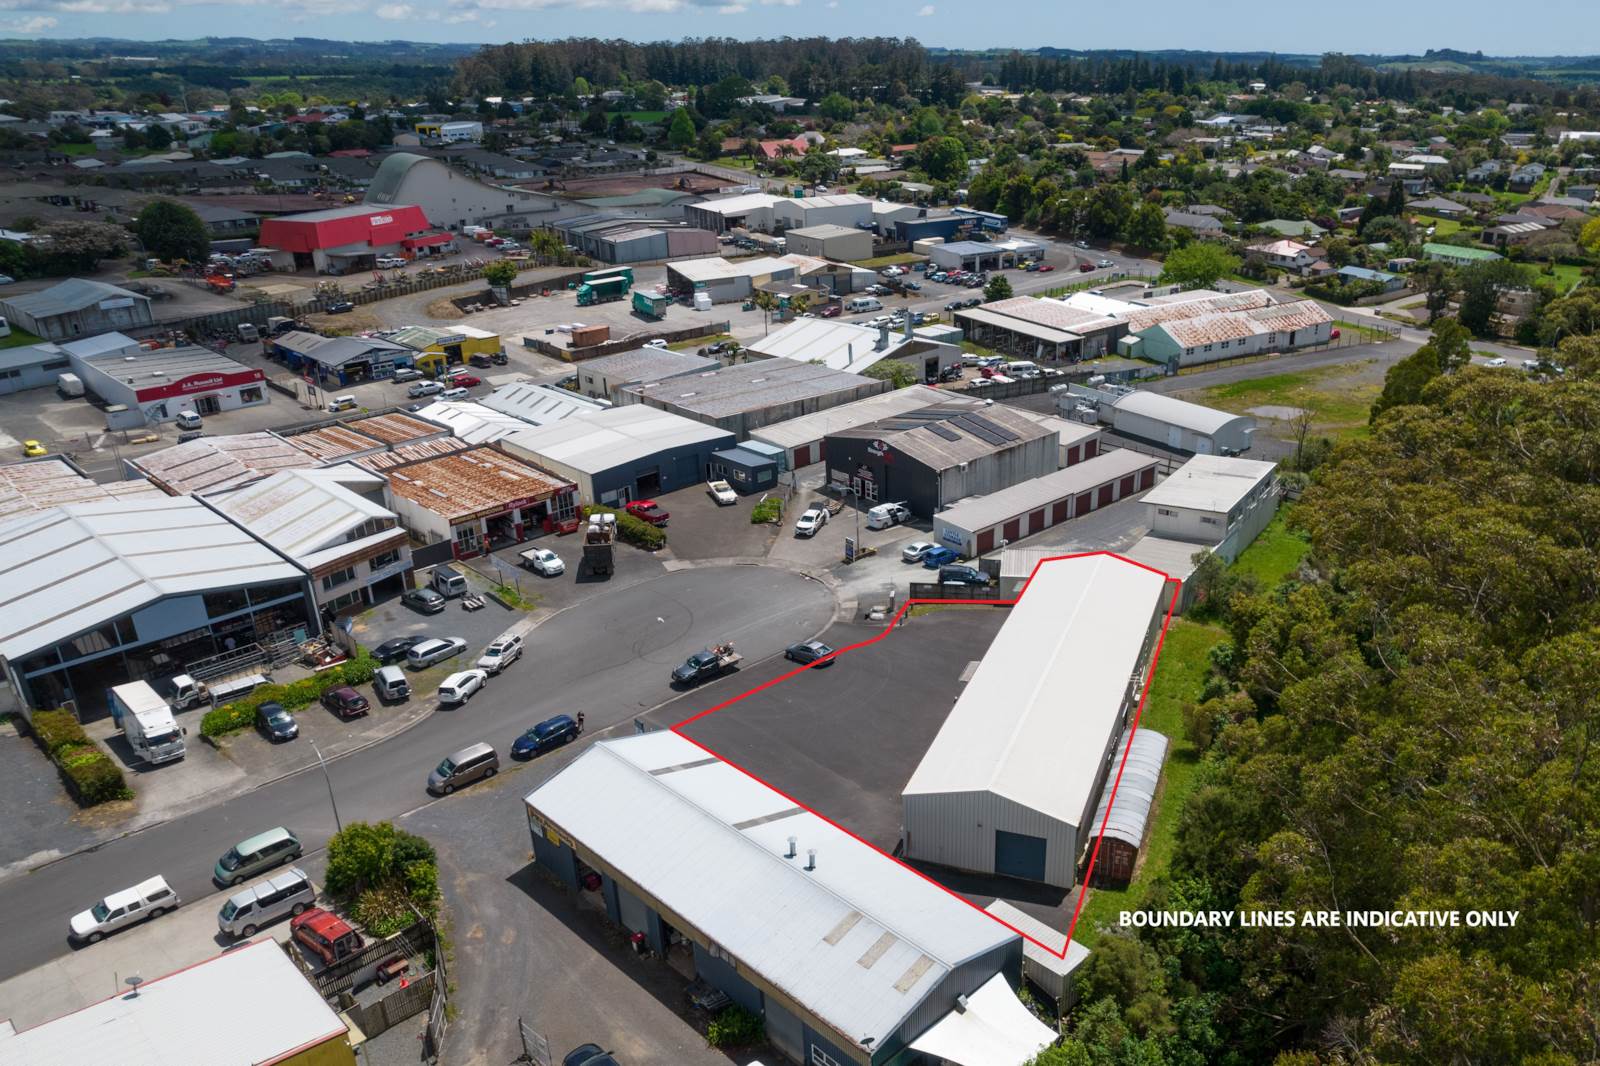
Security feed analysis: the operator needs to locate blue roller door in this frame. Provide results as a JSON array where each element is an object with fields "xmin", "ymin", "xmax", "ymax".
[{"xmin": 995, "ymin": 830, "xmax": 1047, "ymax": 881}]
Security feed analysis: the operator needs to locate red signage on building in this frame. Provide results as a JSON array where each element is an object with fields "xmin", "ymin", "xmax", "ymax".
[{"xmin": 134, "ymin": 368, "xmax": 264, "ymax": 401}]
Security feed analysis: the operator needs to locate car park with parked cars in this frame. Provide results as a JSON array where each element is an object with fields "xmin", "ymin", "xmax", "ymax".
[
  {"xmin": 408, "ymin": 380, "xmax": 445, "ymax": 398},
  {"xmin": 374, "ymin": 636, "xmax": 425, "ymax": 663},
  {"xmin": 938, "ymin": 564, "xmax": 992, "ymax": 586},
  {"xmin": 707, "ymin": 480, "xmax": 738, "ymax": 505},
  {"xmin": 401, "ymin": 586, "xmax": 447, "ymax": 614},
  {"xmin": 625, "ymin": 500, "xmax": 669, "ymax": 527},
  {"xmin": 901, "ymin": 541, "xmax": 937, "ymax": 563},
  {"xmin": 921, "ymin": 546, "xmax": 961, "ymax": 569}
]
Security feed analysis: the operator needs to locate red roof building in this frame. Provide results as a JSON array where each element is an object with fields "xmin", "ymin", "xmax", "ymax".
[{"xmin": 258, "ymin": 203, "xmax": 436, "ymax": 274}]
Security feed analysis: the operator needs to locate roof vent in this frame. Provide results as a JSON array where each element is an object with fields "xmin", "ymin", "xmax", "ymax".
[
  {"xmin": 786, "ymin": 836, "xmax": 797, "ymax": 858},
  {"xmin": 955, "ymin": 993, "xmax": 969, "ymax": 1014},
  {"xmin": 805, "ymin": 848, "xmax": 816, "ymax": 871}
]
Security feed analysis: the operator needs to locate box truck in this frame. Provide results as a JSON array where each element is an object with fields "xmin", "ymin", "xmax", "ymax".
[{"xmin": 110, "ymin": 681, "xmax": 187, "ymax": 765}]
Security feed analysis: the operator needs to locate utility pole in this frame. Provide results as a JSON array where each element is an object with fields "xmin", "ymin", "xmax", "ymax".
[{"xmin": 310, "ymin": 739, "xmax": 342, "ymax": 834}]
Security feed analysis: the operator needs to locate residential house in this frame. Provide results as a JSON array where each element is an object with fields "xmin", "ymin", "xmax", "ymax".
[
  {"xmin": 1246, "ymin": 238, "xmax": 1316, "ymax": 274},
  {"xmin": 1257, "ymin": 218, "xmax": 1326, "ymax": 239},
  {"xmin": 1336, "ymin": 265, "xmax": 1405, "ymax": 293},
  {"xmin": 1162, "ymin": 208, "xmax": 1225, "ymax": 236},
  {"xmin": 1509, "ymin": 162, "xmax": 1546, "ymax": 193},
  {"xmin": 1408, "ymin": 196, "xmax": 1469, "ymax": 218}
]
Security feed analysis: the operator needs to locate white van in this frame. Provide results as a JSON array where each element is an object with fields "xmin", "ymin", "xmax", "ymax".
[
  {"xmin": 439, "ymin": 386, "xmax": 469, "ymax": 401},
  {"xmin": 217, "ymin": 867, "xmax": 315, "ymax": 938},
  {"xmin": 430, "ymin": 565, "xmax": 468, "ymax": 598},
  {"xmin": 866, "ymin": 502, "xmax": 911, "ymax": 530},
  {"xmin": 1005, "ymin": 360, "xmax": 1039, "ymax": 378},
  {"xmin": 327, "ymin": 395, "xmax": 357, "ymax": 413},
  {"xmin": 846, "ymin": 296, "xmax": 882, "ymax": 314}
]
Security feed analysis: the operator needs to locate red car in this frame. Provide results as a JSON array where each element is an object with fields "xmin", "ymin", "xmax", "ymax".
[
  {"xmin": 820, "ymin": 305, "xmax": 842, "ymax": 318},
  {"xmin": 451, "ymin": 374, "xmax": 483, "ymax": 388},
  {"xmin": 625, "ymin": 500, "xmax": 669, "ymax": 527},
  {"xmin": 1037, "ymin": 264, "xmax": 1055, "ymax": 272},
  {"xmin": 1078, "ymin": 262, "xmax": 1095, "ymax": 272},
  {"xmin": 291, "ymin": 908, "xmax": 364, "ymax": 966},
  {"xmin": 321, "ymin": 685, "xmax": 369, "ymax": 720}
]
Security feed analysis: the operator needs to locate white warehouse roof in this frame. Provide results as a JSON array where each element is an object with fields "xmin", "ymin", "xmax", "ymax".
[
  {"xmin": 935, "ymin": 449, "xmax": 1156, "ymax": 535},
  {"xmin": 0, "ymin": 495, "xmax": 304, "ymax": 661},
  {"xmin": 1110, "ymin": 390, "xmax": 1249, "ymax": 436},
  {"xmin": 1140, "ymin": 454, "xmax": 1277, "ymax": 513},
  {"xmin": 0, "ymin": 938, "xmax": 346, "ymax": 1066},
  {"xmin": 480, "ymin": 381, "xmax": 608, "ymax": 425},
  {"xmin": 414, "ymin": 399, "xmax": 534, "ymax": 444},
  {"xmin": 903, "ymin": 554, "xmax": 1169, "ymax": 830},
  {"xmin": 208, "ymin": 464, "xmax": 398, "ymax": 571},
  {"xmin": 502, "ymin": 404, "xmax": 729, "ymax": 474},
  {"xmin": 525, "ymin": 731, "xmax": 1016, "ymax": 1051},
  {"xmin": 749, "ymin": 385, "xmax": 979, "ymax": 451}
]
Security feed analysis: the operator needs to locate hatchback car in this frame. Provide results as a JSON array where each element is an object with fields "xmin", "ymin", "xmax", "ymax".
[
  {"xmin": 901, "ymin": 541, "xmax": 937, "ymax": 563},
  {"xmin": 408, "ymin": 636, "xmax": 467, "ymax": 669},
  {"xmin": 785, "ymin": 640, "xmax": 836, "ymax": 667},
  {"xmin": 794, "ymin": 508, "xmax": 827, "ymax": 537},
  {"xmin": 402, "ymin": 587, "xmax": 446, "ymax": 614},
  {"xmin": 22, "ymin": 439, "xmax": 46, "ymax": 457},
  {"xmin": 451, "ymin": 374, "xmax": 483, "ymax": 387},
  {"xmin": 374, "ymin": 636, "xmax": 425, "ymax": 663},
  {"xmin": 476, "ymin": 635, "xmax": 523, "ymax": 674},
  {"xmin": 625, "ymin": 500, "xmax": 669, "ymax": 527},
  {"xmin": 511, "ymin": 714, "xmax": 580, "ymax": 759},
  {"xmin": 437, "ymin": 669, "xmax": 487, "ymax": 705},
  {"xmin": 820, "ymin": 304, "xmax": 841, "ymax": 317},
  {"xmin": 291, "ymin": 907, "xmax": 364, "ymax": 966},
  {"xmin": 408, "ymin": 380, "xmax": 446, "ymax": 398},
  {"xmin": 325, "ymin": 301, "xmax": 355, "ymax": 314},
  {"xmin": 321, "ymin": 686, "xmax": 369, "ymax": 720},
  {"xmin": 921, "ymin": 546, "xmax": 961, "ymax": 569},
  {"xmin": 255, "ymin": 701, "xmax": 298, "ymax": 742},
  {"xmin": 564, "ymin": 1046, "xmax": 620, "ymax": 1066}
]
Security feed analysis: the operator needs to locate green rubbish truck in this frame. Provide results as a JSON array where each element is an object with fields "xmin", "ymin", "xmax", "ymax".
[{"xmin": 576, "ymin": 275, "xmax": 629, "ymax": 306}]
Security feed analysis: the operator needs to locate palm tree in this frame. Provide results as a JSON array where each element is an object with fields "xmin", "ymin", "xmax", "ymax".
[
  {"xmin": 529, "ymin": 228, "xmax": 563, "ymax": 266},
  {"xmin": 752, "ymin": 290, "xmax": 778, "ymax": 334},
  {"xmin": 788, "ymin": 291, "xmax": 813, "ymax": 320}
]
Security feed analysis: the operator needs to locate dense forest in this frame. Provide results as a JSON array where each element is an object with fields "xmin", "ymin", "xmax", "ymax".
[{"xmin": 1037, "ymin": 316, "xmax": 1600, "ymax": 1064}]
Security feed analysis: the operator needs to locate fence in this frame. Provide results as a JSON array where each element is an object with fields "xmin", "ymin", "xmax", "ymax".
[
  {"xmin": 907, "ymin": 582, "xmax": 1011, "ymax": 601},
  {"xmin": 1097, "ymin": 436, "xmax": 1183, "ymax": 476},
  {"xmin": 298, "ymin": 917, "xmax": 435, "ymax": 999},
  {"xmin": 343, "ymin": 970, "xmax": 436, "ymax": 1039},
  {"xmin": 950, "ymin": 375, "xmax": 1054, "ymax": 401}
]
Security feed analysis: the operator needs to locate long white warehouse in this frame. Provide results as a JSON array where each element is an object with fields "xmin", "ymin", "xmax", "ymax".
[{"xmin": 901, "ymin": 553, "xmax": 1171, "ymax": 888}]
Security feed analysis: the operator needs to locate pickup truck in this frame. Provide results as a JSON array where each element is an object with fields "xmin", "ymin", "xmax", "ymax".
[
  {"xmin": 671, "ymin": 643, "xmax": 743, "ymax": 686},
  {"xmin": 707, "ymin": 480, "xmax": 737, "ymax": 505}
]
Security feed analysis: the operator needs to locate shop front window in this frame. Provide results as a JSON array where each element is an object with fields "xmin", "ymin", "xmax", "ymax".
[{"xmin": 453, "ymin": 523, "xmax": 482, "ymax": 555}]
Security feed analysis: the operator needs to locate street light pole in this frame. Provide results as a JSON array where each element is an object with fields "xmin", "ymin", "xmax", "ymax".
[{"xmin": 310, "ymin": 739, "xmax": 342, "ymax": 834}]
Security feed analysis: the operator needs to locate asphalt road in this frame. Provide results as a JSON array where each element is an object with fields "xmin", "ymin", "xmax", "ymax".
[{"xmin": 0, "ymin": 564, "xmax": 834, "ymax": 982}]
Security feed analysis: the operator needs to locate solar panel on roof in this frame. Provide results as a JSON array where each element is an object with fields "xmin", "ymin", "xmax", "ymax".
[
  {"xmin": 950, "ymin": 416, "xmax": 1005, "ymax": 446},
  {"xmin": 964, "ymin": 413, "xmax": 1020, "ymax": 442},
  {"xmin": 925, "ymin": 423, "xmax": 962, "ymax": 442}
]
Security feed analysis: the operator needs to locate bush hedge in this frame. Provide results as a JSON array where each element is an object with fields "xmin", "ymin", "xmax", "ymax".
[
  {"xmin": 750, "ymin": 498, "xmax": 783, "ymax": 525},
  {"xmin": 582, "ymin": 504, "xmax": 665, "ymax": 550},
  {"xmin": 706, "ymin": 1005, "xmax": 765, "ymax": 1048},
  {"xmin": 26, "ymin": 709, "xmax": 130, "ymax": 806},
  {"xmin": 200, "ymin": 649, "xmax": 380, "ymax": 738}
]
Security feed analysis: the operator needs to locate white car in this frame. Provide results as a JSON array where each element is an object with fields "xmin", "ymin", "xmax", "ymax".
[
  {"xmin": 901, "ymin": 541, "xmax": 936, "ymax": 563},
  {"xmin": 707, "ymin": 480, "xmax": 738, "ymax": 505},
  {"xmin": 69, "ymin": 875, "xmax": 179, "ymax": 944},
  {"xmin": 437, "ymin": 669, "xmax": 488, "ymax": 705},
  {"xmin": 408, "ymin": 380, "xmax": 446, "ymax": 398},
  {"xmin": 376, "ymin": 257, "xmax": 408, "ymax": 269},
  {"xmin": 1485, "ymin": 357, "xmax": 1507, "ymax": 367},
  {"xmin": 477, "ymin": 635, "xmax": 524, "ymax": 673},
  {"xmin": 794, "ymin": 508, "xmax": 828, "ymax": 537},
  {"xmin": 407, "ymin": 636, "xmax": 467, "ymax": 669},
  {"xmin": 644, "ymin": 339, "xmax": 668, "ymax": 349},
  {"xmin": 519, "ymin": 547, "xmax": 565, "ymax": 576},
  {"xmin": 1521, "ymin": 358, "xmax": 1541, "ymax": 370}
]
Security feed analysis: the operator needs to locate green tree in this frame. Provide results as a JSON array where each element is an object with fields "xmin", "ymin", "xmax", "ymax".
[
  {"xmin": 1158, "ymin": 242, "xmax": 1240, "ymax": 289},
  {"xmin": 667, "ymin": 107, "xmax": 695, "ymax": 150},
  {"xmin": 1369, "ymin": 333, "xmax": 1442, "ymax": 422},
  {"xmin": 1124, "ymin": 201, "xmax": 1167, "ymax": 250},
  {"xmin": 862, "ymin": 359, "xmax": 917, "ymax": 388},
  {"xmin": 984, "ymin": 274, "xmax": 1013, "ymax": 302},
  {"xmin": 818, "ymin": 92, "xmax": 855, "ymax": 122},
  {"xmin": 134, "ymin": 199, "xmax": 210, "ymax": 263},
  {"xmin": 483, "ymin": 259, "xmax": 518, "ymax": 288},
  {"xmin": 1456, "ymin": 258, "xmax": 1525, "ymax": 336},
  {"xmin": 918, "ymin": 136, "xmax": 967, "ymax": 183},
  {"xmin": 143, "ymin": 123, "xmax": 173, "ymax": 150}
]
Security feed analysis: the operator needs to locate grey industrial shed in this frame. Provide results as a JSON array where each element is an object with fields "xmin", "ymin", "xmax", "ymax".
[
  {"xmin": 622, "ymin": 356, "xmax": 888, "ymax": 438},
  {"xmin": 1086, "ymin": 728, "xmax": 1169, "ymax": 888},
  {"xmin": 1104, "ymin": 391, "xmax": 1255, "ymax": 456},
  {"xmin": 0, "ymin": 343, "xmax": 73, "ymax": 395},
  {"xmin": 0, "ymin": 279, "xmax": 154, "ymax": 341}
]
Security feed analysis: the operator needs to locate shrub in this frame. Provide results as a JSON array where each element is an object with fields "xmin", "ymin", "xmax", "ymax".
[
  {"xmin": 29, "ymin": 708, "xmax": 88, "ymax": 757},
  {"xmin": 340, "ymin": 649, "xmax": 378, "ymax": 686},
  {"xmin": 200, "ymin": 702, "xmax": 256, "ymax": 738},
  {"xmin": 583, "ymin": 504, "xmax": 665, "ymax": 550},
  {"xmin": 705, "ymin": 1005, "xmax": 765, "ymax": 1048},
  {"xmin": 750, "ymin": 498, "xmax": 783, "ymax": 525}
]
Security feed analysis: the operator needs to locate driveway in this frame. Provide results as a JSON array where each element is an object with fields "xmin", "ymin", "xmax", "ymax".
[
  {"xmin": 486, "ymin": 533, "xmax": 670, "ymax": 613},
  {"xmin": 0, "ymin": 721, "xmax": 98, "ymax": 880},
  {"xmin": 650, "ymin": 482, "xmax": 779, "ymax": 562}
]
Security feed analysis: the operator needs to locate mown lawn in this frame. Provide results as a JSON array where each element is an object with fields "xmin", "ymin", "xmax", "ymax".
[
  {"xmin": 1073, "ymin": 618, "xmax": 1228, "ymax": 946},
  {"xmin": 1191, "ymin": 365, "xmax": 1379, "ymax": 440},
  {"xmin": 622, "ymin": 110, "xmax": 667, "ymax": 124},
  {"xmin": 1230, "ymin": 509, "xmax": 1311, "ymax": 589},
  {"xmin": 0, "ymin": 327, "xmax": 44, "ymax": 349},
  {"xmin": 856, "ymin": 252, "xmax": 923, "ymax": 268},
  {"xmin": 669, "ymin": 332, "xmax": 732, "ymax": 351}
]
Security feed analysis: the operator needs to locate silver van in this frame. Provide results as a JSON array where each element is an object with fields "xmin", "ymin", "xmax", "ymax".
[
  {"xmin": 213, "ymin": 826, "xmax": 303, "ymax": 886},
  {"xmin": 846, "ymin": 296, "xmax": 882, "ymax": 314},
  {"xmin": 374, "ymin": 665, "xmax": 410, "ymax": 703},
  {"xmin": 430, "ymin": 565, "xmax": 468, "ymax": 598},
  {"xmin": 427, "ymin": 742, "xmax": 499, "ymax": 795},
  {"xmin": 217, "ymin": 867, "xmax": 315, "ymax": 938}
]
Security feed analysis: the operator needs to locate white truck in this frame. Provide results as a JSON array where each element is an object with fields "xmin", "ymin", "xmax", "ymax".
[{"xmin": 110, "ymin": 682, "xmax": 187, "ymax": 765}]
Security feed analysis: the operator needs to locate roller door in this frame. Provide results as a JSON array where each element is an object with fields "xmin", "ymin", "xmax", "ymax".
[
  {"xmin": 1140, "ymin": 467, "xmax": 1156, "ymax": 489},
  {"xmin": 1076, "ymin": 491, "xmax": 1093, "ymax": 515},
  {"xmin": 1003, "ymin": 518, "xmax": 1021, "ymax": 541},
  {"xmin": 995, "ymin": 830, "xmax": 1048, "ymax": 882},
  {"xmin": 1097, "ymin": 484, "xmax": 1114, "ymax": 507},
  {"xmin": 1051, "ymin": 500, "xmax": 1068, "ymax": 523},
  {"xmin": 1119, "ymin": 475, "xmax": 1135, "ymax": 497},
  {"xmin": 1027, "ymin": 509, "xmax": 1046, "ymax": 534},
  {"xmin": 1066, "ymin": 445, "xmax": 1080, "ymax": 465},
  {"xmin": 976, "ymin": 528, "xmax": 996, "ymax": 554},
  {"xmin": 793, "ymin": 443, "xmax": 813, "ymax": 467},
  {"xmin": 1083, "ymin": 438, "xmax": 1098, "ymax": 459}
]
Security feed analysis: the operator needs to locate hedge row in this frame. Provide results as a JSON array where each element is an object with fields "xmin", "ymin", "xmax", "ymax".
[
  {"xmin": 29, "ymin": 709, "xmax": 130, "ymax": 807},
  {"xmin": 200, "ymin": 649, "xmax": 379, "ymax": 738},
  {"xmin": 581, "ymin": 505, "xmax": 665, "ymax": 551},
  {"xmin": 750, "ymin": 498, "xmax": 783, "ymax": 525}
]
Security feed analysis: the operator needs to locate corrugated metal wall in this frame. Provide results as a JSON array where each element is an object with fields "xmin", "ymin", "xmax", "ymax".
[
  {"xmin": 887, "ymin": 940, "xmax": 1024, "ymax": 1060},
  {"xmin": 937, "ymin": 434, "xmax": 1059, "ymax": 507},
  {"xmin": 903, "ymin": 791, "xmax": 1078, "ymax": 889}
]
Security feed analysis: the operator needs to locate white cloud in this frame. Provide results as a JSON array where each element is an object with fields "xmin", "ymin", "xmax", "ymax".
[
  {"xmin": 0, "ymin": 13, "xmax": 56, "ymax": 29},
  {"xmin": 374, "ymin": 1, "xmax": 413, "ymax": 15},
  {"xmin": 759, "ymin": 0, "xmax": 800, "ymax": 5},
  {"xmin": 917, "ymin": 2, "xmax": 933, "ymax": 12},
  {"xmin": 716, "ymin": 0, "xmax": 745, "ymax": 10}
]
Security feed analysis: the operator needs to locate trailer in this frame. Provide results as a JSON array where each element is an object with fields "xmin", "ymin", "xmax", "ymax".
[
  {"xmin": 671, "ymin": 642, "xmax": 743, "ymax": 686},
  {"xmin": 576, "ymin": 276, "xmax": 629, "ymax": 307},
  {"xmin": 110, "ymin": 682, "xmax": 186, "ymax": 765},
  {"xmin": 632, "ymin": 290, "xmax": 670, "ymax": 320},
  {"xmin": 583, "ymin": 266, "xmax": 634, "ymax": 288}
]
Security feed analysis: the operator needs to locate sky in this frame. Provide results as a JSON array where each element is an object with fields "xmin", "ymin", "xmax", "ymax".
[{"xmin": 0, "ymin": 0, "xmax": 1598, "ymax": 56}]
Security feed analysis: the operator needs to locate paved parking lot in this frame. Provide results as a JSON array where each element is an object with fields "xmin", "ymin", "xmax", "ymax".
[
  {"xmin": 646, "ymin": 481, "xmax": 779, "ymax": 562},
  {"xmin": 484, "ymin": 534, "xmax": 672, "ymax": 612},
  {"xmin": 346, "ymin": 569, "xmax": 524, "ymax": 668},
  {"xmin": 0, "ymin": 722, "xmax": 98, "ymax": 879}
]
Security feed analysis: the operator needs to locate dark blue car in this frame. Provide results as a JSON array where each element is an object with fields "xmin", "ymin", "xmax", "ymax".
[
  {"xmin": 921, "ymin": 546, "xmax": 961, "ymax": 569},
  {"xmin": 511, "ymin": 714, "xmax": 580, "ymax": 759}
]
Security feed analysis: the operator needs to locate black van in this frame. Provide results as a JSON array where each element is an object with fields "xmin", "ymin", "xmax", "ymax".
[{"xmin": 938, "ymin": 564, "xmax": 992, "ymax": 587}]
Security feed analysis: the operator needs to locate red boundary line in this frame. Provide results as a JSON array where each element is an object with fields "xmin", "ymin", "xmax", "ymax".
[{"xmin": 668, "ymin": 549, "xmax": 1181, "ymax": 960}]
